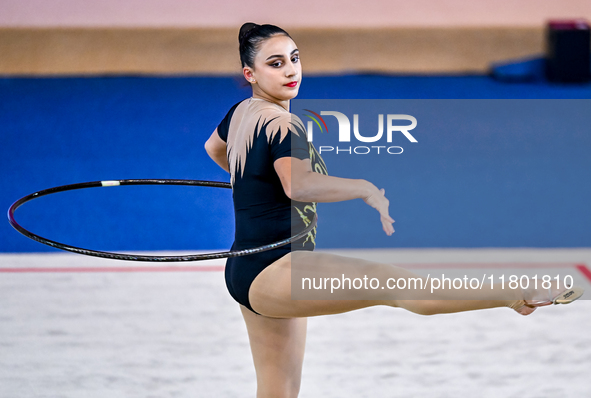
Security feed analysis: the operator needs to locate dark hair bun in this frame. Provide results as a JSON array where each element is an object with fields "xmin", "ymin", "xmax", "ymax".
[
  {"xmin": 239, "ymin": 22, "xmax": 260, "ymax": 44},
  {"xmin": 238, "ymin": 23, "xmax": 291, "ymax": 68}
]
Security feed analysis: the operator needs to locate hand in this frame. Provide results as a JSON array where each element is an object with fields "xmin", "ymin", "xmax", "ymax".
[{"xmin": 363, "ymin": 187, "xmax": 395, "ymax": 236}]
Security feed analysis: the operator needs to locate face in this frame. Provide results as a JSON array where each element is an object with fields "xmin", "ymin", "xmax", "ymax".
[{"xmin": 244, "ymin": 34, "xmax": 301, "ymax": 102}]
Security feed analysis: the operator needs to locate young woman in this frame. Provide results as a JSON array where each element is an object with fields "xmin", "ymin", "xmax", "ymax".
[{"xmin": 204, "ymin": 23, "xmax": 584, "ymax": 398}]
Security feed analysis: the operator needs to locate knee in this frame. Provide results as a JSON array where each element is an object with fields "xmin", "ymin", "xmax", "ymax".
[
  {"xmin": 395, "ymin": 299, "xmax": 442, "ymax": 316},
  {"xmin": 255, "ymin": 366, "xmax": 301, "ymax": 398},
  {"xmin": 257, "ymin": 380, "xmax": 300, "ymax": 398},
  {"xmin": 414, "ymin": 300, "xmax": 441, "ymax": 316}
]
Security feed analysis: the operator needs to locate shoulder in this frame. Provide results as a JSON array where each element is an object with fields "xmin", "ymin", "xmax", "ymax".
[
  {"xmin": 261, "ymin": 110, "xmax": 306, "ymax": 144},
  {"xmin": 217, "ymin": 99, "xmax": 249, "ymax": 141},
  {"xmin": 218, "ymin": 100, "xmax": 247, "ymax": 127},
  {"xmin": 223, "ymin": 99, "xmax": 247, "ymax": 120}
]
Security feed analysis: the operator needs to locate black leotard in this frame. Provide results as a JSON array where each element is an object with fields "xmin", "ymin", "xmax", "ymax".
[{"xmin": 216, "ymin": 97, "xmax": 327, "ymax": 313}]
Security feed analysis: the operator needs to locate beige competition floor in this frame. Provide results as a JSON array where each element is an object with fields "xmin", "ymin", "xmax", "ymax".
[{"xmin": 1, "ymin": 248, "xmax": 590, "ymax": 397}]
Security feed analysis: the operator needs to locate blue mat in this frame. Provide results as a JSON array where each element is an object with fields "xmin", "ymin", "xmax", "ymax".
[{"xmin": 1, "ymin": 75, "xmax": 590, "ymax": 252}]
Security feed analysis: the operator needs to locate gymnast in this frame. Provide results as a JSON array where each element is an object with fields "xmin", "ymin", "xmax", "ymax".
[{"xmin": 204, "ymin": 22, "xmax": 584, "ymax": 398}]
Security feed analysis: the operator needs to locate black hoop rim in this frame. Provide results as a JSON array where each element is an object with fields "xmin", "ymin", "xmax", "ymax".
[{"xmin": 7, "ymin": 179, "xmax": 317, "ymax": 262}]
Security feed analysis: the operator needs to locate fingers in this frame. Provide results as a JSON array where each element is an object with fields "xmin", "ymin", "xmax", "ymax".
[
  {"xmin": 377, "ymin": 189, "xmax": 394, "ymax": 221},
  {"xmin": 377, "ymin": 189, "xmax": 394, "ymax": 235},
  {"xmin": 382, "ymin": 218, "xmax": 395, "ymax": 236},
  {"xmin": 364, "ymin": 185, "xmax": 395, "ymax": 235},
  {"xmin": 381, "ymin": 213, "xmax": 395, "ymax": 235}
]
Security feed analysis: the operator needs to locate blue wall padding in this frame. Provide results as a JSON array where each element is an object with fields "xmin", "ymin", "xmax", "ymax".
[
  {"xmin": 490, "ymin": 56, "xmax": 546, "ymax": 82},
  {"xmin": 490, "ymin": 55, "xmax": 591, "ymax": 83},
  {"xmin": 1, "ymin": 75, "xmax": 590, "ymax": 252}
]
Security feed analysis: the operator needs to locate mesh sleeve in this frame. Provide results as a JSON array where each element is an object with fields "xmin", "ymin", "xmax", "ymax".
[{"xmin": 216, "ymin": 101, "xmax": 241, "ymax": 142}]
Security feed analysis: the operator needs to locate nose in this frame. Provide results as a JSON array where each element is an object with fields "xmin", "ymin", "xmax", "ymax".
[{"xmin": 285, "ymin": 60, "xmax": 296, "ymax": 78}]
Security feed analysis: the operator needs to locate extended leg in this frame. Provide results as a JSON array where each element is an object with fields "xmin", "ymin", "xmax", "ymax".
[{"xmin": 249, "ymin": 252, "xmax": 523, "ymax": 318}]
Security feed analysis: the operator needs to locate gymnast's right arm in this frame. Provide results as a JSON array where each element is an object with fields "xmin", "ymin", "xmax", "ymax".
[{"xmin": 204, "ymin": 128, "xmax": 230, "ymax": 173}]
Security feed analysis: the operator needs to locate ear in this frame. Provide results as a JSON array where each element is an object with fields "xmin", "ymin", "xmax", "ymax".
[{"xmin": 243, "ymin": 67, "xmax": 256, "ymax": 84}]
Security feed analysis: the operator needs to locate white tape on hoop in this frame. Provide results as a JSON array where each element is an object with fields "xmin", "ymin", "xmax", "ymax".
[{"xmin": 101, "ymin": 180, "xmax": 121, "ymax": 187}]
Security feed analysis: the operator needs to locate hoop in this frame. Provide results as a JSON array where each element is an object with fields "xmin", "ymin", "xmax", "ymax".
[{"xmin": 7, "ymin": 179, "xmax": 317, "ymax": 262}]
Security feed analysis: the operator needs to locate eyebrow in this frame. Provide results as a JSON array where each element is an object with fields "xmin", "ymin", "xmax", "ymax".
[{"xmin": 266, "ymin": 49, "xmax": 299, "ymax": 61}]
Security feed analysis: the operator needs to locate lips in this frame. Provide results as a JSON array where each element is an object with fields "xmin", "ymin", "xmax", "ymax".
[{"xmin": 285, "ymin": 81, "xmax": 298, "ymax": 87}]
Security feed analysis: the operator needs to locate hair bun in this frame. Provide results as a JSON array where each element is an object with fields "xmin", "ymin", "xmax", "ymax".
[{"xmin": 239, "ymin": 22, "xmax": 260, "ymax": 44}]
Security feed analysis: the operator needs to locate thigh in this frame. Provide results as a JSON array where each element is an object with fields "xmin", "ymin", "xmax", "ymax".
[
  {"xmin": 240, "ymin": 305, "xmax": 307, "ymax": 398},
  {"xmin": 248, "ymin": 251, "xmax": 416, "ymax": 318}
]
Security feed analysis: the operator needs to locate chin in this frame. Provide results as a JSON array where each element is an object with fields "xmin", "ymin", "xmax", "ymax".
[{"xmin": 284, "ymin": 89, "xmax": 300, "ymax": 100}]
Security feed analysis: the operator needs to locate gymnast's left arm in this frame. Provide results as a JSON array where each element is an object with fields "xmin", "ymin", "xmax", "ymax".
[
  {"xmin": 274, "ymin": 157, "xmax": 395, "ymax": 236},
  {"xmin": 204, "ymin": 128, "xmax": 230, "ymax": 173}
]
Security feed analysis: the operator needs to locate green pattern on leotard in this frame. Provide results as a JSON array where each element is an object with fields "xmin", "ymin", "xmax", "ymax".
[{"xmin": 292, "ymin": 142, "xmax": 327, "ymax": 247}]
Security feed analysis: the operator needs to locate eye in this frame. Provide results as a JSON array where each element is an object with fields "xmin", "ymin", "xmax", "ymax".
[
  {"xmin": 292, "ymin": 54, "xmax": 300, "ymax": 63},
  {"xmin": 270, "ymin": 60, "xmax": 283, "ymax": 68}
]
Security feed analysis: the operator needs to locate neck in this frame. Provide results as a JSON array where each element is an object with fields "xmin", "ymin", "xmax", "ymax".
[{"xmin": 251, "ymin": 91, "xmax": 290, "ymax": 112}]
